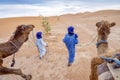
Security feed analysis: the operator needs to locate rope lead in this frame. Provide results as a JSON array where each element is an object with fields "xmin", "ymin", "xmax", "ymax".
[{"xmin": 78, "ymin": 34, "xmax": 98, "ymax": 48}]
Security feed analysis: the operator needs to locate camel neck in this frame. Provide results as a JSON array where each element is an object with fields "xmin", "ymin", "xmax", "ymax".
[
  {"xmin": 97, "ymin": 35, "xmax": 108, "ymax": 42},
  {"xmin": 12, "ymin": 34, "xmax": 29, "ymax": 48},
  {"xmin": 9, "ymin": 41, "xmax": 19, "ymax": 50},
  {"xmin": 1, "ymin": 34, "xmax": 29, "ymax": 58}
]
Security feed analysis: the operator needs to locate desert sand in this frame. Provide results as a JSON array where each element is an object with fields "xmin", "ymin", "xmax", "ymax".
[{"xmin": 0, "ymin": 10, "xmax": 120, "ymax": 80}]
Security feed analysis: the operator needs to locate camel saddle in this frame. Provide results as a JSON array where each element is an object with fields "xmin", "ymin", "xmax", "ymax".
[{"xmin": 107, "ymin": 62, "xmax": 120, "ymax": 80}]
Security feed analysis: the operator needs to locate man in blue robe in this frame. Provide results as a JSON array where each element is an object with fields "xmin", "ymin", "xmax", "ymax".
[
  {"xmin": 63, "ymin": 26, "xmax": 78, "ymax": 66},
  {"xmin": 36, "ymin": 32, "xmax": 47, "ymax": 60}
]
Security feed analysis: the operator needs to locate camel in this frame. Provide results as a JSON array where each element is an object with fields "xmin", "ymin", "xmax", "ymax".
[
  {"xmin": 96, "ymin": 20, "xmax": 116, "ymax": 55},
  {"xmin": 90, "ymin": 20, "xmax": 116, "ymax": 80},
  {"xmin": 90, "ymin": 53, "xmax": 120, "ymax": 80},
  {"xmin": 0, "ymin": 24, "xmax": 35, "ymax": 80}
]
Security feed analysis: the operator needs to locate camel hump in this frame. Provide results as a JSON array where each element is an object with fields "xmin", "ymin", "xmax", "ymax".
[{"xmin": 107, "ymin": 63, "xmax": 120, "ymax": 80}]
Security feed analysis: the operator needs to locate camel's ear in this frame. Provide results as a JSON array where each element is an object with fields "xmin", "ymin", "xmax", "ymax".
[
  {"xmin": 21, "ymin": 25, "xmax": 25, "ymax": 29},
  {"xmin": 17, "ymin": 25, "xmax": 24, "ymax": 29},
  {"xmin": 96, "ymin": 22, "xmax": 101, "ymax": 27},
  {"xmin": 110, "ymin": 22, "xmax": 116, "ymax": 27}
]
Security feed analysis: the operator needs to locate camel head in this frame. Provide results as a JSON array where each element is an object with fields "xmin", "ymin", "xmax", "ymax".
[
  {"xmin": 13, "ymin": 24, "xmax": 35, "ymax": 42},
  {"xmin": 96, "ymin": 20, "xmax": 116, "ymax": 55},
  {"xmin": 96, "ymin": 20, "xmax": 116, "ymax": 40},
  {"xmin": 17, "ymin": 24, "xmax": 35, "ymax": 34}
]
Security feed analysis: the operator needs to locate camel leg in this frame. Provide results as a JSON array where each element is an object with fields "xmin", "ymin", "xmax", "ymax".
[
  {"xmin": 0, "ymin": 67, "xmax": 32, "ymax": 80},
  {"xmin": 89, "ymin": 57, "xmax": 104, "ymax": 80}
]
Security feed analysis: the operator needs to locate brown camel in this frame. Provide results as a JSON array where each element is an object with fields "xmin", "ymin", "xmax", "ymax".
[
  {"xmin": 90, "ymin": 53, "xmax": 120, "ymax": 80},
  {"xmin": 96, "ymin": 20, "xmax": 116, "ymax": 55},
  {"xmin": 90, "ymin": 20, "xmax": 117, "ymax": 80},
  {"xmin": 0, "ymin": 24, "xmax": 35, "ymax": 80}
]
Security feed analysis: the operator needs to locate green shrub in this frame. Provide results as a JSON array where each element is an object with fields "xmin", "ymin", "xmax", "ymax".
[{"xmin": 42, "ymin": 17, "xmax": 51, "ymax": 34}]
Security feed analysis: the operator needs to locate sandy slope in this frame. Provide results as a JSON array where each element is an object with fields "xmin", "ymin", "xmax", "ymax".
[{"xmin": 0, "ymin": 10, "xmax": 120, "ymax": 80}]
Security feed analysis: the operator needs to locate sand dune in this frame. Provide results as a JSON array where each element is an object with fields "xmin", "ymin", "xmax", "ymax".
[{"xmin": 0, "ymin": 10, "xmax": 120, "ymax": 80}]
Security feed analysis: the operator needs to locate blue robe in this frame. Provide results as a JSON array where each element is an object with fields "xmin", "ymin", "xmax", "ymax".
[{"xmin": 63, "ymin": 33, "xmax": 78, "ymax": 63}]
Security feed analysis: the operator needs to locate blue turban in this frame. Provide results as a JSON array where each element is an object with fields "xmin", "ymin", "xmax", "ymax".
[
  {"xmin": 68, "ymin": 26, "xmax": 74, "ymax": 35},
  {"xmin": 36, "ymin": 32, "xmax": 42, "ymax": 39}
]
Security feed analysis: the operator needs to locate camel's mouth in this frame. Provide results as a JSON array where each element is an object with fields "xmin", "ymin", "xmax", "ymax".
[
  {"xmin": 24, "ymin": 25, "xmax": 35, "ymax": 33},
  {"xmin": 30, "ymin": 25, "xmax": 35, "ymax": 29},
  {"xmin": 28, "ymin": 25, "xmax": 35, "ymax": 31},
  {"xmin": 25, "ymin": 25, "xmax": 35, "ymax": 42}
]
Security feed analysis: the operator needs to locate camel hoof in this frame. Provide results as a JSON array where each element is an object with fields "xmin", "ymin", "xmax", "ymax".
[{"xmin": 25, "ymin": 75, "xmax": 32, "ymax": 80}]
